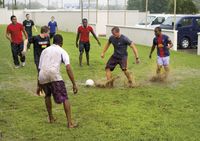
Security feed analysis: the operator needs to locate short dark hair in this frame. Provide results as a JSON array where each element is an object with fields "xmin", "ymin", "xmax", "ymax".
[
  {"xmin": 82, "ymin": 18, "xmax": 88, "ymax": 23},
  {"xmin": 53, "ymin": 34, "xmax": 63, "ymax": 45},
  {"xmin": 26, "ymin": 14, "xmax": 30, "ymax": 17},
  {"xmin": 10, "ymin": 15, "xmax": 16, "ymax": 21},
  {"xmin": 40, "ymin": 26, "xmax": 49, "ymax": 34},
  {"xmin": 155, "ymin": 27, "xmax": 162, "ymax": 32},
  {"xmin": 111, "ymin": 26, "xmax": 120, "ymax": 33}
]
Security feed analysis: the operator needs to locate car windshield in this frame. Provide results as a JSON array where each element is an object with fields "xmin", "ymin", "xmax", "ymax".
[
  {"xmin": 162, "ymin": 16, "xmax": 182, "ymax": 26},
  {"xmin": 139, "ymin": 16, "xmax": 156, "ymax": 25}
]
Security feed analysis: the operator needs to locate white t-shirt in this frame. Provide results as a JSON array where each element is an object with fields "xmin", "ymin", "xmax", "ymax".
[{"xmin": 38, "ymin": 44, "xmax": 70, "ymax": 84}]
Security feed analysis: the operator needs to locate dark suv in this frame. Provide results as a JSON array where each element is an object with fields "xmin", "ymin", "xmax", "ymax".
[{"xmin": 160, "ymin": 15, "xmax": 200, "ymax": 49}]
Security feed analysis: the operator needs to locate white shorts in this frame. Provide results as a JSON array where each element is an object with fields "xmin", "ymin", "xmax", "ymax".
[{"xmin": 157, "ymin": 56, "xmax": 170, "ymax": 66}]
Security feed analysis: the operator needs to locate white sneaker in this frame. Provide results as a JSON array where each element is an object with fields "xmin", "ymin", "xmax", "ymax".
[
  {"xmin": 15, "ymin": 65, "xmax": 20, "ymax": 69},
  {"xmin": 21, "ymin": 62, "xmax": 25, "ymax": 67}
]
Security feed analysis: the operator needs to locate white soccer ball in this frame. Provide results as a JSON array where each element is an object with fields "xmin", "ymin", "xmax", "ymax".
[{"xmin": 85, "ymin": 79, "xmax": 95, "ymax": 87}]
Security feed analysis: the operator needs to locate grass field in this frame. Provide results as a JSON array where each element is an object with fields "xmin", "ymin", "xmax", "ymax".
[{"xmin": 0, "ymin": 25, "xmax": 200, "ymax": 141}]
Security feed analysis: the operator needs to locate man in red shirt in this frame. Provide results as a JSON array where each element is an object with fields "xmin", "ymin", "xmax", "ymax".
[
  {"xmin": 76, "ymin": 18, "xmax": 101, "ymax": 66},
  {"xmin": 6, "ymin": 15, "xmax": 28, "ymax": 68}
]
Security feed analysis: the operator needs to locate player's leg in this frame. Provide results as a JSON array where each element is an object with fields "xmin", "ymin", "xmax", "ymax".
[
  {"xmin": 11, "ymin": 43, "xmax": 20, "ymax": 67},
  {"xmin": 42, "ymin": 83, "xmax": 55, "ymax": 123},
  {"xmin": 79, "ymin": 42, "xmax": 84, "ymax": 66},
  {"xmin": 105, "ymin": 56, "xmax": 117, "ymax": 87},
  {"xmin": 27, "ymin": 34, "xmax": 32, "ymax": 50},
  {"xmin": 19, "ymin": 43, "xmax": 25, "ymax": 66},
  {"xmin": 51, "ymin": 81, "xmax": 77, "ymax": 128},
  {"xmin": 163, "ymin": 56, "xmax": 170, "ymax": 80},
  {"xmin": 85, "ymin": 42, "xmax": 90, "ymax": 66}
]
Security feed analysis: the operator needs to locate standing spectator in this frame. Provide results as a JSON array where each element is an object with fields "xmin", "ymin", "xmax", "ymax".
[{"xmin": 48, "ymin": 16, "xmax": 58, "ymax": 39}]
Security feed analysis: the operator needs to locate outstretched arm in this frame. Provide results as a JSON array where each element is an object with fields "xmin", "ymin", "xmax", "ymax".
[
  {"xmin": 66, "ymin": 64, "xmax": 78, "ymax": 94},
  {"xmin": 91, "ymin": 31, "xmax": 101, "ymax": 46},
  {"xmin": 130, "ymin": 42, "xmax": 140, "ymax": 64},
  {"xmin": 101, "ymin": 41, "xmax": 111, "ymax": 58}
]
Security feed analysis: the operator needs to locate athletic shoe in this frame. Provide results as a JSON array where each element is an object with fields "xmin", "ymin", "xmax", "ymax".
[{"xmin": 21, "ymin": 62, "xmax": 25, "ymax": 67}]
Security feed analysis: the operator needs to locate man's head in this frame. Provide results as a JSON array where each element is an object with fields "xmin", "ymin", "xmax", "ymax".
[
  {"xmin": 82, "ymin": 18, "xmax": 88, "ymax": 27},
  {"xmin": 26, "ymin": 14, "xmax": 30, "ymax": 20},
  {"xmin": 154, "ymin": 27, "xmax": 162, "ymax": 37},
  {"xmin": 10, "ymin": 15, "xmax": 17, "ymax": 25},
  {"xmin": 41, "ymin": 26, "xmax": 49, "ymax": 34},
  {"xmin": 53, "ymin": 34, "xmax": 63, "ymax": 47},
  {"xmin": 51, "ymin": 16, "xmax": 55, "ymax": 21},
  {"xmin": 111, "ymin": 26, "xmax": 120, "ymax": 38}
]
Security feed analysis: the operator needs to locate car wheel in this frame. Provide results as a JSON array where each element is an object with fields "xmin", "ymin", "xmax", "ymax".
[{"xmin": 181, "ymin": 37, "xmax": 190, "ymax": 49}]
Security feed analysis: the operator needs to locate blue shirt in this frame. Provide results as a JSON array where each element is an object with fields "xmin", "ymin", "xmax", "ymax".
[
  {"xmin": 109, "ymin": 34, "xmax": 132, "ymax": 58},
  {"xmin": 48, "ymin": 21, "xmax": 57, "ymax": 33}
]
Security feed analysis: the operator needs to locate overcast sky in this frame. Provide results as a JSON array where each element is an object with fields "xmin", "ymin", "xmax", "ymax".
[{"xmin": 6, "ymin": 0, "xmax": 126, "ymax": 6}]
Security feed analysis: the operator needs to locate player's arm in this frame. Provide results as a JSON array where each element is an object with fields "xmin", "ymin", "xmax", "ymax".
[
  {"xmin": 167, "ymin": 39, "xmax": 173, "ymax": 49},
  {"xmin": 130, "ymin": 42, "xmax": 140, "ymax": 64},
  {"xmin": 149, "ymin": 44, "xmax": 156, "ymax": 59},
  {"xmin": 66, "ymin": 64, "xmax": 78, "ymax": 94},
  {"xmin": 75, "ymin": 31, "xmax": 80, "ymax": 48},
  {"xmin": 91, "ymin": 31, "xmax": 101, "ymax": 46},
  {"xmin": 6, "ymin": 29, "xmax": 12, "ymax": 42},
  {"xmin": 101, "ymin": 41, "xmax": 111, "ymax": 58},
  {"xmin": 22, "ymin": 27, "xmax": 28, "ymax": 39}
]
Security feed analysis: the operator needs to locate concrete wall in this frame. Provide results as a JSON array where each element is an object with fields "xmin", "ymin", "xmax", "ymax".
[{"xmin": 106, "ymin": 25, "xmax": 178, "ymax": 51}]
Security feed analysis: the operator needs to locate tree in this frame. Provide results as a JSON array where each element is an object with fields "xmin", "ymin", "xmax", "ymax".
[
  {"xmin": 127, "ymin": 0, "xmax": 169, "ymax": 13},
  {"xmin": 168, "ymin": 0, "xmax": 198, "ymax": 14},
  {"xmin": 0, "ymin": 0, "xmax": 3, "ymax": 7}
]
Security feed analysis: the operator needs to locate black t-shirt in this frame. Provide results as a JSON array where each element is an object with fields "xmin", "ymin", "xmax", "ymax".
[
  {"xmin": 29, "ymin": 35, "xmax": 50, "ymax": 64},
  {"xmin": 23, "ymin": 20, "xmax": 34, "ymax": 35},
  {"xmin": 109, "ymin": 34, "xmax": 132, "ymax": 58}
]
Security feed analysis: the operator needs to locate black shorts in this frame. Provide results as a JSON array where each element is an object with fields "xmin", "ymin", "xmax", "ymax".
[
  {"xmin": 49, "ymin": 32, "xmax": 55, "ymax": 39},
  {"xmin": 41, "ymin": 80, "xmax": 68, "ymax": 104},
  {"xmin": 79, "ymin": 42, "xmax": 90, "ymax": 53},
  {"xmin": 105, "ymin": 55, "xmax": 127, "ymax": 71}
]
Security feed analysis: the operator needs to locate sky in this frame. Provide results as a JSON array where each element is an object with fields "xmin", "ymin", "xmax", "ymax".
[{"xmin": 6, "ymin": 0, "xmax": 126, "ymax": 6}]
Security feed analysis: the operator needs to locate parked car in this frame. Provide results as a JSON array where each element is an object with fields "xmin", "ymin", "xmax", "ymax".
[
  {"xmin": 135, "ymin": 14, "xmax": 170, "ymax": 28},
  {"xmin": 160, "ymin": 15, "xmax": 200, "ymax": 49}
]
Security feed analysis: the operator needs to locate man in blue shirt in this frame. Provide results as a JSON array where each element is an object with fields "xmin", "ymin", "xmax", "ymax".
[
  {"xmin": 48, "ymin": 16, "xmax": 58, "ymax": 39},
  {"xmin": 101, "ymin": 26, "xmax": 140, "ymax": 87},
  {"xmin": 149, "ymin": 27, "xmax": 173, "ymax": 81}
]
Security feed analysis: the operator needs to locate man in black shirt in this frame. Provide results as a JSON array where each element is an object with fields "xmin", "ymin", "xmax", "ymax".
[
  {"xmin": 28, "ymin": 26, "xmax": 50, "ymax": 95},
  {"xmin": 101, "ymin": 26, "xmax": 140, "ymax": 87},
  {"xmin": 23, "ymin": 14, "xmax": 37, "ymax": 49}
]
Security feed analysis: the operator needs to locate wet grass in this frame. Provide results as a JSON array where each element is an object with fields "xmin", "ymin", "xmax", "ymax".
[{"xmin": 0, "ymin": 25, "xmax": 200, "ymax": 141}]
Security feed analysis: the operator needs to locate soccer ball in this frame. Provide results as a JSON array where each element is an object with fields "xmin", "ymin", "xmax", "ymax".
[{"xmin": 85, "ymin": 79, "xmax": 95, "ymax": 87}]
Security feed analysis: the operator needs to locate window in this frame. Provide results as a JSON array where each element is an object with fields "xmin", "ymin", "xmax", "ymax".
[
  {"xmin": 196, "ymin": 18, "xmax": 200, "ymax": 27},
  {"xmin": 180, "ymin": 18, "xmax": 192, "ymax": 27},
  {"xmin": 152, "ymin": 17, "xmax": 165, "ymax": 25}
]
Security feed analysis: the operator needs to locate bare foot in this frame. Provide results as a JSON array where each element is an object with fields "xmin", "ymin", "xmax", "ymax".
[
  {"xmin": 48, "ymin": 116, "xmax": 56, "ymax": 123},
  {"xmin": 68, "ymin": 123, "xmax": 78, "ymax": 128}
]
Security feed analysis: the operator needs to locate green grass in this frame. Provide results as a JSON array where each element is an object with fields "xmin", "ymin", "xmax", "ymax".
[{"xmin": 0, "ymin": 25, "xmax": 200, "ymax": 141}]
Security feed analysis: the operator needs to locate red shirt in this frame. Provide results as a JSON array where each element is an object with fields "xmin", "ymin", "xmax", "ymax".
[
  {"xmin": 78, "ymin": 26, "xmax": 93, "ymax": 42},
  {"xmin": 7, "ymin": 23, "xmax": 24, "ymax": 44},
  {"xmin": 157, "ymin": 35, "xmax": 165, "ymax": 57}
]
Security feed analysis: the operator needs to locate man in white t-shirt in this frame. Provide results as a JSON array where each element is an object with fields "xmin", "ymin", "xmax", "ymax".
[{"xmin": 38, "ymin": 34, "xmax": 78, "ymax": 128}]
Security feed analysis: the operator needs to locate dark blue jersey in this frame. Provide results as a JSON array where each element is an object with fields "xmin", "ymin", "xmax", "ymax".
[{"xmin": 109, "ymin": 34, "xmax": 132, "ymax": 58}]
